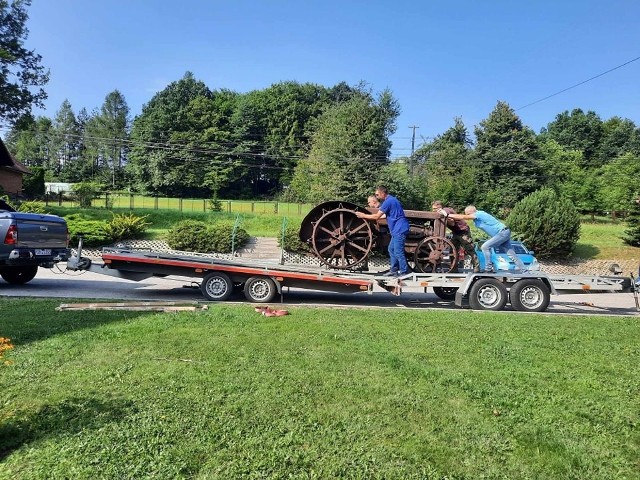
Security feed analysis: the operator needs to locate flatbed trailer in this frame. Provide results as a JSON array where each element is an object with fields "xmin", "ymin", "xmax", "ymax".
[{"xmin": 66, "ymin": 246, "xmax": 635, "ymax": 313}]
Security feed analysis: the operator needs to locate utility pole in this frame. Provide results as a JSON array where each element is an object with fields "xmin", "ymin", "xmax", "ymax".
[{"xmin": 408, "ymin": 125, "xmax": 419, "ymax": 156}]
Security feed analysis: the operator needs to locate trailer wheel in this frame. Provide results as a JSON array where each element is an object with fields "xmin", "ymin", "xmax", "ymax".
[
  {"xmin": 1, "ymin": 266, "xmax": 38, "ymax": 285},
  {"xmin": 469, "ymin": 278, "xmax": 508, "ymax": 311},
  {"xmin": 244, "ymin": 276, "xmax": 277, "ymax": 303},
  {"xmin": 433, "ymin": 286, "xmax": 458, "ymax": 301},
  {"xmin": 510, "ymin": 279, "xmax": 550, "ymax": 312},
  {"xmin": 200, "ymin": 272, "xmax": 233, "ymax": 301}
]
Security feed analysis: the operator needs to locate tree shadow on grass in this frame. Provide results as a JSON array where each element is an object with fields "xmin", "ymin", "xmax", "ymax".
[
  {"xmin": 572, "ymin": 243, "xmax": 600, "ymax": 260},
  {"xmin": 0, "ymin": 297, "xmax": 159, "ymax": 346},
  {"xmin": 0, "ymin": 396, "xmax": 137, "ymax": 460}
]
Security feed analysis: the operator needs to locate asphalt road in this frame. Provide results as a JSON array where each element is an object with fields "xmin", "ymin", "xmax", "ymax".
[{"xmin": 0, "ymin": 265, "xmax": 637, "ymax": 316}]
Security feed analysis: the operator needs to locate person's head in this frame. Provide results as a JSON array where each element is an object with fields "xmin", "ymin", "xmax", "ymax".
[
  {"xmin": 431, "ymin": 200, "xmax": 443, "ymax": 211},
  {"xmin": 367, "ymin": 195, "xmax": 380, "ymax": 208},
  {"xmin": 464, "ymin": 205, "xmax": 477, "ymax": 215},
  {"xmin": 374, "ymin": 185, "xmax": 389, "ymax": 201}
]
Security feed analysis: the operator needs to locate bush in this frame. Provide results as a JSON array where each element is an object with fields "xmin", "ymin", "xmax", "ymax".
[
  {"xmin": 278, "ymin": 220, "xmax": 310, "ymax": 253},
  {"xmin": 72, "ymin": 182, "xmax": 103, "ymax": 208},
  {"xmin": 165, "ymin": 220, "xmax": 249, "ymax": 254},
  {"xmin": 16, "ymin": 200, "xmax": 48, "ymax": 214},
  {"xmin": 103, "ymin": 212, "xmax": 150, "ymax": 242},
  {"xmin": 507, "ymin": 188, "xmax": 581, "ymax": 259},
  {"xmin": 65, "ymin": 214, "xmax": 112, "ymax": 248}
]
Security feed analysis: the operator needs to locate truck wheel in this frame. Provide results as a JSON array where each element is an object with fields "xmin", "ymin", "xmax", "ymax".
[
  {"xmin": 469, "ymin": 278, "xmax": 508, "ymax": 311},
  {"xmin": 433, "ymin": 286, "xmax": 458, "ymax": 301},
  {"xmin": 510, "ymin": 279, "xmax": 550, "ymax": 312},
  {"xmin": 200, "ymin": 272, "xmax": 233, "ymax": 301},
  {"xmin": 244, "ymin": 276, "xmax": 277, "ymax": 303},
  {"xmin": 1, "ymin": 266, "xmax": 38, "ymax": 285}
]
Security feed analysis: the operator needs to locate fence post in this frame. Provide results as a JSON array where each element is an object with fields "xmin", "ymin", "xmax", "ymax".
[
  {"xmin": 154, "ymin": 196, "xmax": 158, "ymax": 210},
  {"xmin": 105, "ymin": 192, "xmax": 109, "ymax": 209},
  {"xmin": 227, "ymin": 200, "xmax": 231, "ymax": 213},
  {"xmin": 58, "ymin": 192, "xmax": 63, "ymax": 206},
  {"xmin": 251, "ymin": 202, "xmax": 254, "ymax": 213},
  {"xmin": 274, "ymin": 202, "xmax": 278, "ymax": 214},
  {"xmin": 203, "ymin": 199, "xmax": 206, "ymax": 212},
  {"xmin": 179, "ymin": 198, "xmax": 183, "ymax": 212},
  {"xmin": 129, "ymin": 194, "xmax": 134, "ymax": 210}
]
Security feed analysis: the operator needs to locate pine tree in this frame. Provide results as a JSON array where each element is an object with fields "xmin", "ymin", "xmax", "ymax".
[{"xmin": 623, "ymin": 196, "xmax": 640, "ymax": 247}]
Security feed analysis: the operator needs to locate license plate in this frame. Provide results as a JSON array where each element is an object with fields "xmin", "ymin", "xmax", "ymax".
[{"xmin": 35, "ymin": 249, "xmax": 51, "ymax": 256}]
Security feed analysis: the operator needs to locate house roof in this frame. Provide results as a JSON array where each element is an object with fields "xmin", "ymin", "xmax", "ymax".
[{"xmin": 0, "ymin": 137, "xmax": 31, "ymax": 175}]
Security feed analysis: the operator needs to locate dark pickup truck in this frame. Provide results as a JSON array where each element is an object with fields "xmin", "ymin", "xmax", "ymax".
[{"xmin": 0, "ymin": 203, "xmax": 69, "ymax": 284}]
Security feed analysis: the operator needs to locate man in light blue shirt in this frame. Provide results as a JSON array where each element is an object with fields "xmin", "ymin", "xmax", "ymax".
[{"xmin": 440, "ymin": 205, "xmax": 526, "ymax": 273}]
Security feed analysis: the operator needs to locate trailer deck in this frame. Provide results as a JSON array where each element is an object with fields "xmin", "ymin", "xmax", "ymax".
[{"xmin": 65, "ymin": 247, "xmax": 635, "ymax": 313}]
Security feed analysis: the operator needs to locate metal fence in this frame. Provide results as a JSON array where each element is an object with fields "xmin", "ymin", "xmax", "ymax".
[{"xmin": 43, "ymin": 192, "xmax": 313, "ymax": 216}]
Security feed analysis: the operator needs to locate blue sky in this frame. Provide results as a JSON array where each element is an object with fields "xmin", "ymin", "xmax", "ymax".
[{"xmin": 23, "ymin": 0, "xmax": 640, "ymax": 158}]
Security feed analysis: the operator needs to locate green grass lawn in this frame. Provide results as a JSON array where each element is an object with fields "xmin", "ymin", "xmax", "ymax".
[{"xmin": 1, "ymin": 299, "xmax": 638, "ymax": 479}]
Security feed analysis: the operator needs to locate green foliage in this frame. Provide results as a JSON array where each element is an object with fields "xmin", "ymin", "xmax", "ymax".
[
  {"xmin": 598, "ymin": 153, "xmax": 640, "ymax": 215},
  {"xmin": 102, "ymin": 212, "xmax": 150, "ymax": 242},
  {"xmin": 507, "ymin": 188, "xmax": 581, "ymax": 258},
  {"xmin": 623, "ymin": 197, "xmax": 640, "ymax": 247},
  {"xmin": 474, "ymin": 101, "xmax": 543, "ymax": 211},
  {"xmin": 208, "ymin": 196, "xmax": 223, "ymax": 212},
  {"xmin": 72, "ymin": 182, "xmax": 104, "ymax": 208},
  {"xmin": 22, "ymin": 166, "xmax": 46, "ymax": 197},
  {"xmin": 165, "ymin": 219, "xmax": 248, "ymax": 253},
  {"xmin": 2, "ymin": 298, "xmax": 640, "ymax": 478},
  {"xmin": 0, "ymin": 0, "xmax": 49, "ymax": 125},
  {"xmin": 289, "ymin": 89, "xmax": 400, "ymax": 203},
  {"xmin": 278, "ymin": 220, "xmax": 309, "ymax": 252},
  {"xmin": 64, "ymin": 214, "xmax": 111, "ymax": 247},
  {"xmin": 15, "ymin": 200, "xmax": 47, "ymax": 214}
]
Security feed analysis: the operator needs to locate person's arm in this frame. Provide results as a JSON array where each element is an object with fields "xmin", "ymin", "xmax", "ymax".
[
  {"xmin": 356, "ymin": 210, "xmax": 385, "ymax": 220},
  {"xmin": 438, "ymin": 209, "xmax": 474, "ymax": 221}
]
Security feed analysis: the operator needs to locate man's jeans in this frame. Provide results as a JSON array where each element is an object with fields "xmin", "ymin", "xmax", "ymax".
[
  {"xmin": 388, "ymin": 232, "xmax": 410, "ymax": 274},
  {"xmin": 481, "ymin": 228, "xmax": 526, "ymax": 271}
]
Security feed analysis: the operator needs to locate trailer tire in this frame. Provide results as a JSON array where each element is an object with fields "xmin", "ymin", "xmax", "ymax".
[
  {"xmin": 510, "ymin": 279, "xmax": 550, "ymax": 312},
  {"xmin": 433, "ymin": 286, "xmax": 458, "ymax": 300},
  {"xmin": 200, "ymin": 272, "xmax": 233, "ymax": 301},
  {"xmin": 1, "ymin": 266, "xmax": 38, "ymax": 285},
  {"xmin": 469, "ymin": 278, "xmax": 508, "ymax": 311},
  {"xmin": 244, "ymin": 276, "xmax": 277, "ymax": 303}
]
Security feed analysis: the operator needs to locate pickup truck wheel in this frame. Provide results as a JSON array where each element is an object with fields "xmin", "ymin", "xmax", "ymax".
[
  {"xmin": 200, "ymin": 272, "xmax": 233, "ymax": 301},
  {"xmin": 1, "ymin": 266, "xmax": 39, "ymax": 285},
  {"xmin": 469, "ymin": 278, "xmax": 508, "ymax": 311},
  {"xmin": 244, "ymin": 276, "xmax": 277, "ymax": 303},
  {"xmin": 510, "ymin": 279, "xmax": 550, "ymax": 312}
]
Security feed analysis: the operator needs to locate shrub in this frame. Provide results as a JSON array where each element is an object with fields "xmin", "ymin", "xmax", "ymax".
[
  {"xmin": 507, "ymin": 188, "xmax": 581, "ymax": 259},
  {"xmin": 65, "ymin": 214, "xmax": 112, "ymax": 247},
  {"xmin": 103, "ymin": 212, "xmax": 151, "ymax": 242},
  {"xmin": 278, "ymin": 220, "xmax": 310, "ymax": 253},
  {"xmin": 72, "ymin": 182, "xmax": 103, "ymax": 208},
  {"xmin": 165, "ymin": 220, "xmax": 249, "ymax": 254},
  {"xmin": 16, "ymin": 200, "xmax": 48, "ymax": 214}
]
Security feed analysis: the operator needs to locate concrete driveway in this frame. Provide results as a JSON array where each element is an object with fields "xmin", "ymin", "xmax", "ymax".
[{"xmin": 0, "ymin": 264, "xmax": 637, "ymax": 316}]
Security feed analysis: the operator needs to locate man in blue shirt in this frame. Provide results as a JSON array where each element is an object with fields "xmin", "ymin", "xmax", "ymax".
[
  {"xmin": 439, "ymin": 205, "xmax": 526, "ymax": 273},
  {"xmin": 357, "ymin": 186, "xmax": 410, "ymax": 276}
]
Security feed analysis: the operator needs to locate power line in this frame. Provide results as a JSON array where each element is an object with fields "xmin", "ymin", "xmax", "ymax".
[{"xmin": 516, "ymin": 55, "xmax": 640, "ymax": 111}]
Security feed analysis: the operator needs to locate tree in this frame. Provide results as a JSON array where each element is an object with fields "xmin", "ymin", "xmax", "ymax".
[
  {"xmin": 95, "ymin": 90, "xmax": 130, "ymax": 187},
  {"xmin": 623, "ymin": 196, "xmax": 640, "ymax": 247},
  {"xmin": 414, "ymin": 117, "xmax": 477, "ymax": 208},
  {"xmin": 599, "ymin": 153, "xmax": 640, "ymax": 217},
  {"xmin": 507, "ymin": 188, "xmax": 581, "ymax": 259},
  {"xmin": 541, "ymin": 109, "xmax": 604, "ymax": 167},
  {"xmin": 0, "ymin": 0, "xmax": 49, "ymax": 126},
  {"xmin": 50, "ymin": 99, "xmax": 80, "ymax": 179},
  {"xmin": 128, "ymin": 72, "xmax": 212, "ymax": 195},
  {"xmin": 473, "ymin": 101, "xmax": 543, "ymax": 212},
  {"xmin": 288, "ymin": 89, "xmax": 400, "ymax": 203}
]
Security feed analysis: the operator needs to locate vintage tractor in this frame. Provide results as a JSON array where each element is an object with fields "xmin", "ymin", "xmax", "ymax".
[{"xmin": 299, "ymin": 201, "xmax": 457, "ymax": 272}]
